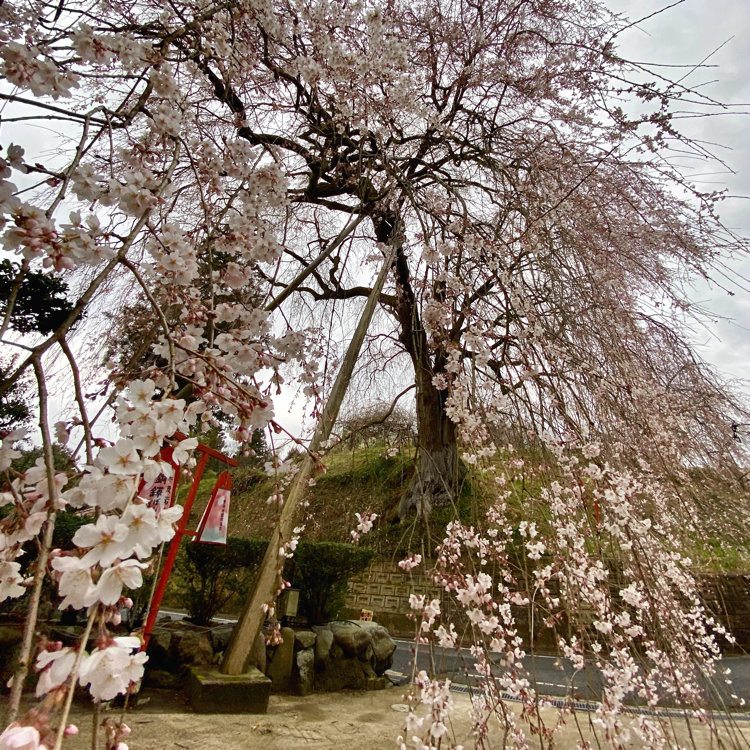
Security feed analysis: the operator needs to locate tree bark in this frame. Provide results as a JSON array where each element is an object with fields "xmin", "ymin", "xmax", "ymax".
[
  {"xmin": 399, "ymin": 357, "xmax": 466, "ymax": 517},
  {"xmin": 373, "ymin": 212, "xmax": 466, "ymax": 518}
]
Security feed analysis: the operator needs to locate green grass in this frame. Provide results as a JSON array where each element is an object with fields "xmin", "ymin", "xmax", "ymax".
[{"xmin": 193, "ymin": 441, "xmax": 750, "ymax": 574}]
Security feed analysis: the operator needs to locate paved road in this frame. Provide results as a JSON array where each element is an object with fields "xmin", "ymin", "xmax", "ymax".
[{"xmin": 389, "ymin": 639, "xmax": 750, "ymax": 710}]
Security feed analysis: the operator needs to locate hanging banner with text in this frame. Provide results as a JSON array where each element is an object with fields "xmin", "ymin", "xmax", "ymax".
[
  {"xmin": 138, "ymin": 445, "xmax": 178, "ymax": 516},
  {"xmin": 194, "ymin": 470, "xmax": 232, "ymax": 545}
]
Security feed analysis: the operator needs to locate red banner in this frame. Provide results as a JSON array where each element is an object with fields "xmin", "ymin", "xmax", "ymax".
[
  {"xmin": 138, "ymin": 445, "xmax": 177, "ymax": 515},
  {"xmin": 194, "ymin": 470, "xmax": 231, "ymax": 545}
]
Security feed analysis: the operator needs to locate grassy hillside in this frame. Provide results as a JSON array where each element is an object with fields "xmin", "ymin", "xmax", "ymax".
[{"xmin": 178, "ymin": 442, "xmax": 750, "ymax": 573}]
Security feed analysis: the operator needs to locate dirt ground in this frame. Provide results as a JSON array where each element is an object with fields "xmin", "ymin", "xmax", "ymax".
[{"xmin": 46, "ymin": 685, "xmax": 750, "ymax": 750}]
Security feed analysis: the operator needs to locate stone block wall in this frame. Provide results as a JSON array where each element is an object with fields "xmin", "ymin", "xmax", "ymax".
[
  {"xmin": 343, "ymin": 561, "xmax": 444, "ymax": 636},
  {"xmin": 345, "ymin": 563, "xmax": 750, "ymax": 650}
]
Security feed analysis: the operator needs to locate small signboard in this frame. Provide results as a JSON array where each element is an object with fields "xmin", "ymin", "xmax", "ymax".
[
  {"xmin": 138, "ymin": 445, "xmax": 177, "ymax": 515},
  {"xmin": 194, "ymin": 470, "xmax": 232, "ymax": 545},
  {"xmin": 359, "ymin": 609, "xmax": 373, "ymax": 622}
]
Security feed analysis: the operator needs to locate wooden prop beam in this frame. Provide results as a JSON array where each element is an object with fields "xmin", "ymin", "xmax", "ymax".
[{"xmin": 221, "ymin": 244, "xmax": 396, "ymax": 675}]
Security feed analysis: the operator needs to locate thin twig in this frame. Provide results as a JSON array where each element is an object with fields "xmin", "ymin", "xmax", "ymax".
[
  {"xmin": 59, "ymin": 338, "xmax": 94, "ymax": 465},
  {"xmin": 7, "ymin": 357, "xmax": 58, "ymax": 722},
  {"xmin": 53, "ymin": 609, "xmax": 98, "ymax": 750}
]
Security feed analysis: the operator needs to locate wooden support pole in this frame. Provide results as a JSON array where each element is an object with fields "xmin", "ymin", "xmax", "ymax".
[{"xmin": 221, "ymin": 243, "xmax": 396, "ymax": 675}]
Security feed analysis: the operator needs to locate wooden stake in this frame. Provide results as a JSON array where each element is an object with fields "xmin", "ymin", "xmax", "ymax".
[{"xmin": 221, "ymin": 242, "xmax": 395, "ymax": 675}]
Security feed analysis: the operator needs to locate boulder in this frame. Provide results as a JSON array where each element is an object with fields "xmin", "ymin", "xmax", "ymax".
[
  {"xmin": 329, "ymin": 622, "xmax": 371, "ymax": 658},
  {"xmin": 266, "ymin": 627, "xmax": 295, "ymax": 691},
  {"xmin": 173, "ymin": 629, "xmax": 214, "ymax": 667},
  {"xmin": 356, "ymin": 621, "xmax": 397, "ymax": 675},
  {"xmin": 315, "ymin": 657, "xmax": 377, "ymax": 692},
  {"xmin": 312, "ymin": 626, "xmax": 333, "ymax": 663},
  {"xmin": 145, "ymin": 628, "xmax": 173, "ymax": 670},
  {"xmin": 294, "ymin": 630, "xmax": 316, "ymax": 650},
  {"xmin": 296, "ymin": 647, "xmax": 315, "ymax": 696},
  {"xmin": 143, "ymin": 668, "xmax": 185, "ymax": 690}
]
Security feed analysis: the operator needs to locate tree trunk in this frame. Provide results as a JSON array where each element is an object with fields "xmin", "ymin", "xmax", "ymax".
[
  {"xmin": 399, "ymin": 358, "xmax": 466, "ymax": 517},
  {"xmin": 373, "ymin": 211, "xmax": 466, "ymax": 518}
]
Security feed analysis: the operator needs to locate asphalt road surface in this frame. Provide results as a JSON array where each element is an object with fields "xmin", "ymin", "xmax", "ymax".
[{"xmin": 389, "ymin": 639, "xmax": 750, "ymax": 710}]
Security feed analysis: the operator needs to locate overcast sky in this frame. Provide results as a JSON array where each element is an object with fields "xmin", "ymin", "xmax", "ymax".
[{"xmin": 607, "ymin": 0, "xmax": 750, "ymax": 388}]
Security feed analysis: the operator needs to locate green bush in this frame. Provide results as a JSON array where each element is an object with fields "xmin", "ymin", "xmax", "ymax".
[
  {"xmin": 173, "ymin": 538, "xmax": 268, "ymax": 625},
  {"xmin": 167, "ymin": 537, "xmax": 374, "ymax": 627},
  {"xmin": 52, "ymin": 511, "xmax": 90, "ymax": 549},
  {"xmin": 291, "ymin": 541, "xmax": 375, "ymax": 625}
]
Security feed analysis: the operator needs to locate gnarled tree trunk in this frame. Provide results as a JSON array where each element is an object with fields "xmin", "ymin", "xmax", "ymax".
[
  {"xmin": 399, "ymin": 354, "xmax": 466, "ymax": 516},
  {"xmin": 374, "ymin": 211, "xmax": 466, "ymax": 518}
]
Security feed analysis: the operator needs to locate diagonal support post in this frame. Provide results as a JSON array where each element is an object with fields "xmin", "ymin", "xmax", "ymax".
[{"xmin": 221, "ymin": 242, "xmax": 396, "ymax": 675}]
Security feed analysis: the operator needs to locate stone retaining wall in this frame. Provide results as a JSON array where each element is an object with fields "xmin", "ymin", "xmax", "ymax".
[
  {"xmin": 345, "ymin": 562, "xmax": 750, "ymax": 650},
  {"xmin": 145, "ymin": 619, "xmax": 397, "ymax": 695},
  {"xmin": 343, "ymin": 560, "xmax": 444, "ymax": 636}
]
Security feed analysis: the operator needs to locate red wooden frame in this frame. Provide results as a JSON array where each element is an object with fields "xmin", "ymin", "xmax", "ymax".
[{"xmin": 142, "ymin": 439, "xmax": 237, "ymax": 645}]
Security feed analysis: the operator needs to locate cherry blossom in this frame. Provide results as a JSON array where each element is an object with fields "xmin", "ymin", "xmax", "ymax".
[
  {"xmin": 0, "ymin": 562, "xmax": 26, "ymax": 602},
  {"xmin": 0, "ymin": 724, "xmax": 46, "ymax": 750},
  {"xmin": 35, "ymin": 648, "xmax": 77, "ymax": 697},
  {"xmin": 94, "ymin": 560, "xmax": 146, "ymax": 605},
  {"xmin": 51, "ymin": 556, "xmax": 96, "ymax": 611},
  {"xmin": 78, "ymin": 640, "xmax": 147, "ymax": 702}
]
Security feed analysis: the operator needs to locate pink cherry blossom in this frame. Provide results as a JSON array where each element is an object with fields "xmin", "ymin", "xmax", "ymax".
[{"xmin": 0, "ymin": 724, "xmax": 45, "ymax": 750}]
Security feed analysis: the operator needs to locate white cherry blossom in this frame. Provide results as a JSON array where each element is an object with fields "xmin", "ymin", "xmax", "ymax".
[
  {"xmin": 94, "ymin": 560, "xmax": 146, "ymax": 605},
  {"xmin": 72, "ymin": 516, "xmax": 130, "ymax": 567}
]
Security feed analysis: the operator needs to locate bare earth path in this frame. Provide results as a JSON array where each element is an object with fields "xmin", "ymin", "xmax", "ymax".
[{"xmin": 48, "ymin": 686, "xmax": 750, "ymax": 750}]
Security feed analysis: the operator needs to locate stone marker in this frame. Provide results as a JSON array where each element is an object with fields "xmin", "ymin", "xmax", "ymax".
[
  {"xmin": 266, "ymin": 626, "xmax": 295, "ymax": 691},
  {"xmin": 296, "ymin": 647, "xmax": 315, "ymax": 695}
]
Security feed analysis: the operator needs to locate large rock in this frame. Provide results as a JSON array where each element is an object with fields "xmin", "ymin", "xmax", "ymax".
[
  {"xmin": 329, "ymin": 622, "xmax": 371, "ymax": 658},
  {"xmin": 356, "ymin": 621, "xmax": 397, "ymax": 675},
  {"xmin": 294, "ymin": 630, "xmax": 316, "ymax": 650},
  {"xmin": 143, "ymin": 669, "xmax": 185, "ymax": 690},
  {"xmin": 296, "ymin": 647, "xmax": 315, "ymax": 696},
  {"xmin": 315, "ymin": 657, "xmax": 377, "ymax": 692},
  {"xmin": 266, "ymin": 627, "xmax": 295, "ymax": 691},
  {"xmin": 173, "ymin": 629, "xmax": 214, "ymax": 667},
  {"xmin": 145, "ymin": 628, "xmax": 173, "ymax": 670},
  {"xmin": 312, "ymin": 626, "xmax": 334, "ymax": 663}
]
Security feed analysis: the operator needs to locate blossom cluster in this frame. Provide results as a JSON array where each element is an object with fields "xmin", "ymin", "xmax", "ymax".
[{"xmin": 0, "ymin": 382, "xmax": 199, "ymax": 745}]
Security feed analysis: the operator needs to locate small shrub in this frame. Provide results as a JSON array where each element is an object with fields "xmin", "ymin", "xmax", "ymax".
[
  {"xmin": 173, "ymin": 538, "xmax": 268, "ymax": 625},
  {"xmin": 291, "ymin": 541, "xmax": 375, "ymax": 625}
]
